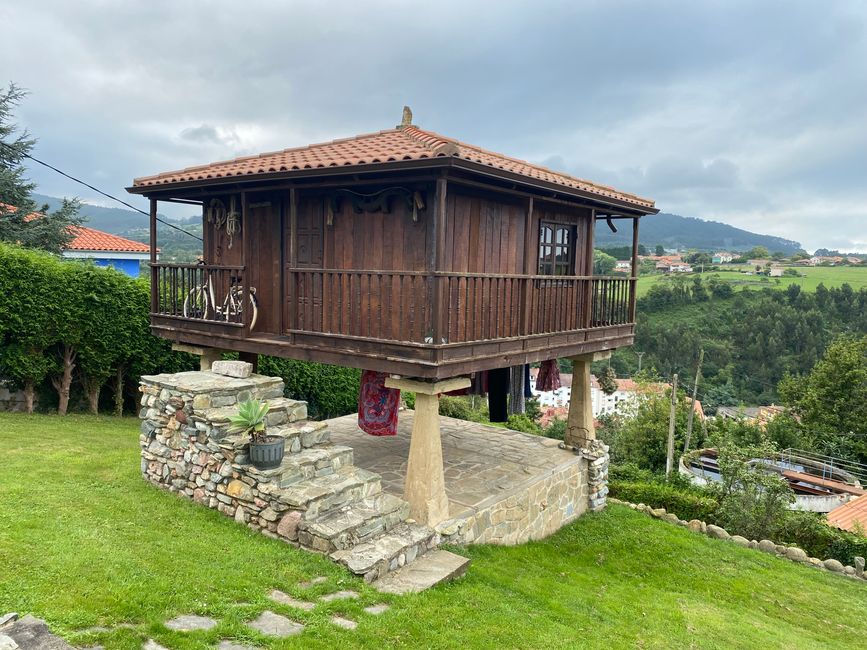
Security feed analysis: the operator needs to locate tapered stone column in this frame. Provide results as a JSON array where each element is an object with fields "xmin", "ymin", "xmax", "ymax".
[
  {"xmin": 385, "ymin": 376, "xmax": 471, "ymax": 527},
  {"xmin": 565, "ymin": 352, "xmax": 611, "ymax": 449}
]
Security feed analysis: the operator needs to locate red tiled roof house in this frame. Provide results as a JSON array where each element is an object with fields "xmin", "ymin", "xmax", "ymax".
[{"xmin": 61, "ymin": 225, "xmax": 153, "ymax": 276}]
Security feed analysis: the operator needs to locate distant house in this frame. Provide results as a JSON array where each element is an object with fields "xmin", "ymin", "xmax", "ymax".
[
  {"xmin": 2, "ymin": 202, "xmax": 153, "ymax": 276},
  {"xmin": 61, "ymin": 225, "xmax": 154, "ymax": 277},
  {"xmin": 660, "ymin": 263, "xmax": 693, "ymax": 273},
  {"xmin": 846, "ymin": 257, "xmax": 862, "ymax": 265},
  {"xmin": 769, "ymin": 265, "xmax": 784, "ymax": 277},
  {"xmin": 808, "ymin": 256, "xmax": 844, "ymax": 266},
  {"xmin": 712, "ymin": 252, "xmax": 735, "ymax": 264},
  {"xmin": 747, "ymin": 259, "xmax": 770, "ymax": 267},
  {"xmin": 614, "ymin": 260, "xmax": 632, "ymax": 273}
]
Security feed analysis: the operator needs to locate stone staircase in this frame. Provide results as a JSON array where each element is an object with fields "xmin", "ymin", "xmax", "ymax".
[{"xmin": 139, "ymin": 369, "xmax": 468, "ymax": 590}]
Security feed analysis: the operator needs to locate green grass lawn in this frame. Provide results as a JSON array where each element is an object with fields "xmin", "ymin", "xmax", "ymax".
[
  {"xmin": 1, "ymin": 413, "xmax": 866, "ymax": 649},
  {"xmin": 636, "ymin": 265, "xmax": 867, "ymax": 298}
]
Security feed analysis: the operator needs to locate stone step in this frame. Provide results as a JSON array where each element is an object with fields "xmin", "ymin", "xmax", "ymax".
[
  {"xmin": 275, "ymin": 466, "xmax": 382, "ymax": 518},
  {"xmin": 330, "ymin": 522, "xmax": 440, "ymax": 582},
  {"xmin": 372, "ymin": 550, "xmax": 471, "ymax": 594},
  {"xmin": 217, "ymin": 420, "xmax": 330, "ymax": 455},
  {"xmin": 203, "ymin": 397, "xmax": 307, "ymax": 438},
  {"xmin": 239, "ymin": 445, "xmax": 354, "ymax": 487},
  {"xmin": 297, "ymin": 493, "xmax": 411, "ymax": 552}
]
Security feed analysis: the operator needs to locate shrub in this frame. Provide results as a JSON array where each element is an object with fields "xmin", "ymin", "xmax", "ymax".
[
  {"xmin": 506, "ymin": 414, "xmax": 541, "ymax": 434},
  {"xmin": 772, "ymin": 511, "xmax": 867, "ymax": 567},
  {"xmin": 257, "ymin": 357, "xmax": 359, "ymax": 419},
  {"xmin": 542, "ymin": 418, "xmax": 567, "ymax": 440},
  {"xmin": 608, "ymin": 480, "xmax": 720, "ymax": 522}
]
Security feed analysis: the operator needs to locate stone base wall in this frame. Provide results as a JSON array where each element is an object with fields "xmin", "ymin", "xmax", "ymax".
[
  {"xmin": 437, "ymin": 456, "xmax": 588, "ymax": 545},
  {"xmin": 0, "ymin": 382, "xmax": 33, "ymax": 412},
  {"xmin": 138, "ymin": 371, "xmax": 323, "ymax": 542}
]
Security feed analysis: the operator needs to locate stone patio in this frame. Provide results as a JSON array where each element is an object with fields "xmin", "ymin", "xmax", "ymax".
[{"xmin": 327, "ymin": 412, "xmax": 589, "ymax": 545}]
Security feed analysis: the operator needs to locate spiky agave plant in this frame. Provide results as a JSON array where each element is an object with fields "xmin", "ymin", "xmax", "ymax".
[{"xmin": 227, "ymin": 399, "xmax": 270, "ymax": 442}]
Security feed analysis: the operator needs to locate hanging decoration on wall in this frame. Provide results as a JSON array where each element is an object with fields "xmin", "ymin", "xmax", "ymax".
[
  {"xmin": 225, "ymin": 196, "xmax": 241, "ymax": 249},
  {"xmin": 324, "ymin": 187, "xmax": 426, "ymax": 226},
  {"xmin": 205, "ymin": 196, "xmax": 242, "ymax": 249}
]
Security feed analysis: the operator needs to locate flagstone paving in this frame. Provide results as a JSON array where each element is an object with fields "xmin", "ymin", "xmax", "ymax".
[
  {"xmin": 217, "ymin": 641, "xmax": 259, "ymax": 650},
  {"xmin": 330, "ymin": 615, "xmax": 358, "ymax": 630},
  {"xmin": 318, "ymin": 590, "xmax": 359, "ymax": 602},
  {"xmin": 298, "ymin": 576, "xmax": 328, "ymax": 588},
  {"xmin": 327, "ymin": 412, "xmax": 570, "ymax": 518},
  {"xmin": 363, "ymin": 603, "xmax": 391, "ymax": 615},
  {"xmin": 246, "ymin": 610, "xmax": 304, "ymax": 637},
  {"xmin": 164, "ymin": 614, "xmax": 218, "ymax": 632},
  {"xmin": 267, "ymin": 589, "xmax": 315, "ymax": 611}
]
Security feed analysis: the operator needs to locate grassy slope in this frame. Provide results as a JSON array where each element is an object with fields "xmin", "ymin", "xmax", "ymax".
[
  {"xmin": 636, "ymin": 266, "xmax": 867, "ymax": 298},
  {"xmin": 1, "ymin": 414, "xmax": 866, "ymax": 650}
]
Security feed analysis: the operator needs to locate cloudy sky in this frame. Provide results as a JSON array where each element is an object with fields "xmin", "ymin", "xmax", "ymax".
[{"xmin": 1, "ymin": 0, "xmax": 865, "ymax": 251}]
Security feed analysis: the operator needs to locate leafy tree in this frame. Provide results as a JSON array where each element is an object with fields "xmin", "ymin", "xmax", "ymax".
[
  {"xmin": 0, "ymin": 83, "xmax": 83, "ymax": 253},
  {"xmin": 655, "ymin": 244, "xmax": 665, "ymax": 256},
  {"xmin": 597, "ymin": 366, "xmax": 618, "ymax": 395},
  {"xmin": 712, "ymin": 441, "xmax": 795, "ymax": 540},
  {"xmin": 779, "ymin": 335, "xmax": 867, "ymax": 462},
  {"xmin": 745, "ymin": 246, "xmax": 770, "ymax": 259},
  {"xmin": 0, "ymin": 245, "xmax": 63, "ymax": 412},
  {"xmin": 593, "ymin": 249, "xmax": 616, "ymax": 275}
]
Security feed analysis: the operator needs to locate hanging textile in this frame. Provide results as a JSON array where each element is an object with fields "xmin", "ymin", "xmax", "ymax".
[
  {"xmin": 523, "ymin": 364, "xmax": 533, "ymax": 398},
  {"xmin": 535, "ymin": 359, "xmax": 562, "ymax": 392},
  {"xmin": 470, "ymin": 371, "xmax": 488, "ymax": 396},
  {"xmin": 488, "ymin": 367, "xmax": 510, "ymax": 422},
  {"xmin": 508, "ymin": 365, "xmax": 525, "ymax": 416},
  {"xmin": 357, "ymin": 370, "xmax": 400, "ymax": 436}
]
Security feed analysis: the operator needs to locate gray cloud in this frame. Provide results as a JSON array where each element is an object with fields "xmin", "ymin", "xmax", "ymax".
[{"xmin": 0, "ymin": 0, "xmax": 865, "ymax": 251}]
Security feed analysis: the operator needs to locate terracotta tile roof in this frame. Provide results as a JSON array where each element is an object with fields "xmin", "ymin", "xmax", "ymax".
[
  {"xmin": 2, "ymin": 202, "xmax": 151, "ymax": 253},
  {"xmin": 827, "ymin": 493, "xmax": 867, "ymax": 532},
  {"xmin": 66, "ymin": 225, "xmax": 151, "ymax": 253},
  {"xmin": 132, "ymin": 125, "xmax": 655, "ymax": 209}
]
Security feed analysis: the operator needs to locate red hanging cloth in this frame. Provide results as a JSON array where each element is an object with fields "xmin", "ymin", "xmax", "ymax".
[
  {"xmin": 357, "ymin": 370, "xmax": 401, "ymax": 436},
  {"xmin": 535, "ymin": 359, "xmax": 562, "ymax": 392}
]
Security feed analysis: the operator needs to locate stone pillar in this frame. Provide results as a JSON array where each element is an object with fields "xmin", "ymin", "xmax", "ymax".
[
  {"xmin": 565, "ymin": 354, "xmax": 596, "ymax": 449},
  {"xmin": 385, "ymin": 376, "xmax": 471, "ymax": 527}
]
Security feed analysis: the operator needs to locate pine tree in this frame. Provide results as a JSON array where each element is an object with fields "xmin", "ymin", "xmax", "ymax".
[{"xmin": 0, "ymin": 83, "xmax": 82, "ymax": 253}]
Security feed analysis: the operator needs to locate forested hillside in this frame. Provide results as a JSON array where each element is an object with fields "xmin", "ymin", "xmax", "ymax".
[
  {"xmin": 605, "ymin": 277, "xmax": 867, "ymax": 408},
  {"xmin": 597, "ymin": 212, "xmax": 803, "ymax": 254}
]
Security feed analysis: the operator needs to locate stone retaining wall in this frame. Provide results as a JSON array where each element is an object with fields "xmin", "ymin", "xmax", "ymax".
[
  {"xmin": 436, "ymin": 443, "xmax": 608, "ymax": 546},
  {"xmin": 138, "ymin": 371, "xmax": 322, "ymax": 542},
  {"xmin": 0, "ymin": 382, "xmax": 33, "ymax": 412}
]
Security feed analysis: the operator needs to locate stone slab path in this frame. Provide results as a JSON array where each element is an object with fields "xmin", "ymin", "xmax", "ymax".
[
  {"xmin": 164, "ymin": 614, "xmax": 217, "ymax": 631},
  {"xmin": 246, "ymin": 610, "xmax": 304, "ymax": 637}
]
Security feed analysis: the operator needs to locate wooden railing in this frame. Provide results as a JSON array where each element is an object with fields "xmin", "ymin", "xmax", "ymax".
[
  {"xmin": 287, "ymin": 270, "xmax": 634, "ymax": 344},
  {"xmin": 151, "ymin": 263, "xmax": 249, "ymax": 327}
]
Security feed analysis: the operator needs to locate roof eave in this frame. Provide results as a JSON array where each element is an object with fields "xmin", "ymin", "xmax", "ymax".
[{"xmin": 127, "ymin": 156, "xmax": 657, "ymax": 215}]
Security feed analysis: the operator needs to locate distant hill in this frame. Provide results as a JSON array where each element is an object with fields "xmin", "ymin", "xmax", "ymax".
[
  {"xmin": 31, "ymin": 193, "xmax": 189, "ymax": 233},
  {"xmin": 597, "ymin": 212, "xmax": 802, "ymax": 254}
]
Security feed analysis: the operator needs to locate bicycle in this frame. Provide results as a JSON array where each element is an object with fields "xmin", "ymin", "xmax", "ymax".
[{"xmin": 182, "ymin": 265, "xmax": 259, "ymax": 330}]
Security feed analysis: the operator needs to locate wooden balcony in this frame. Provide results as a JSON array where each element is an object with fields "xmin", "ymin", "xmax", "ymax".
[{"xmin": 150, "ymin": 264, "xmax": 636, "ymax": 378}]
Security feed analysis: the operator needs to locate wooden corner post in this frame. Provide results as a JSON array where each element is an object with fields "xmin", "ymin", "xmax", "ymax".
[
  {"xmin": 385, "ymin": 376, "xmax": 470, "ymax": 527},
  {"xmin": 149, "ymin": 198, "xmax": 158, "ymax": 314}
]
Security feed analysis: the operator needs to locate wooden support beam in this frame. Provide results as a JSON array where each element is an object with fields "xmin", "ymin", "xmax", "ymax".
[
  {"xmin": 385, "ymin": 376, "xmax": 470, "ymax": 395},
  {"xmin": 629, "ymin": 216, "xmax": 640, "ymax": 322},
  {"xmin": 149, "ymin": 198, "xmax": 158, "ymax": 314}
]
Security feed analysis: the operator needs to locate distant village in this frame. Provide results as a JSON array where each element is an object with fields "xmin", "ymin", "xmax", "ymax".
[{"xmin": 614, "ymin": 250, "xmax": 865, "ymax": 275}]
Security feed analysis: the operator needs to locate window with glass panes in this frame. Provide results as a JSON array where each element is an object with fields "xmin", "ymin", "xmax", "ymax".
[{"xmin": 538, "ymin": 222, "xmax": 576, "ymax": 275}]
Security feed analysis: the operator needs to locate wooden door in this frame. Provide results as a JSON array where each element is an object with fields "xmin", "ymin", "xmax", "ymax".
[
  {"xmin": 246, "ymin": 195, "xmax": 282, "ymax": 334},
  {"xmin": 284, "ymin": 195, "xmax": 324, "ymax": 333}
]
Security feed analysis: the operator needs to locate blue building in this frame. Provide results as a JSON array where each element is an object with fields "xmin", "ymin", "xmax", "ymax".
[{"xmin": 61, "ymin": 225, "xmax": 153, "ymax": 277}]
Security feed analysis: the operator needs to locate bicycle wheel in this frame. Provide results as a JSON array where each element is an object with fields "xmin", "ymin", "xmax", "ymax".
[
  {"xmin": 248, "ymin": 290, "xmax": 259, "ymax": 330},
  {"xmin": 183, "ymin": 287, "xmax": 210, "ymax": 320}
]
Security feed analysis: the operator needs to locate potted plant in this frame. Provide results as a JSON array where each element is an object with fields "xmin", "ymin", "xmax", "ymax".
[{"xmin": 227, "ymin": 399, "xmax": 285, "ymax": 470}]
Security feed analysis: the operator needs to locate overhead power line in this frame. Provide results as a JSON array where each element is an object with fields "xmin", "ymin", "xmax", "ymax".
[{"xmin": 0, "ymin": 140, "xmax": 202, "ymax": 242}]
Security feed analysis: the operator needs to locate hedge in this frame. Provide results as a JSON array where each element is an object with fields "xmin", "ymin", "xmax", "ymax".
[{"xmin": 608, "ymin": 480, "xmax": 720, "ymax": 522}]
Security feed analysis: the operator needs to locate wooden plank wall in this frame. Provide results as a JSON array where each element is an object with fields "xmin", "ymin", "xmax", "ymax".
[
  {"xmin": 442, "ymin": 189, "xmax": 526, "ymax": 274},
  {"xmin": 322, "ymin": 191, "xmax": 428, "ymax": 271},
  {"xmin": 246, "ymin": 194, "xmax": 282, "ymax": 334}
]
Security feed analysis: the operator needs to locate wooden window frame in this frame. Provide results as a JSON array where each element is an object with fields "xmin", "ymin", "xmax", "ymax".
[{"xmin": 538, "ymin": 221, "xmax": 577, "ymax": 276}]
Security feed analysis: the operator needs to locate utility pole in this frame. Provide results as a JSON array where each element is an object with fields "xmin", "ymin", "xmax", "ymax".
[
  {"xmin": 636, "ymin": 351, "xmax": 645, "ymax": 374},
  {"xmin": 665, "ymin": 374, "xmax": 678, "ymax": 478},
  {"xmin": 683, "ymin": 349, "xmax": 705, "ymax": 454}
]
